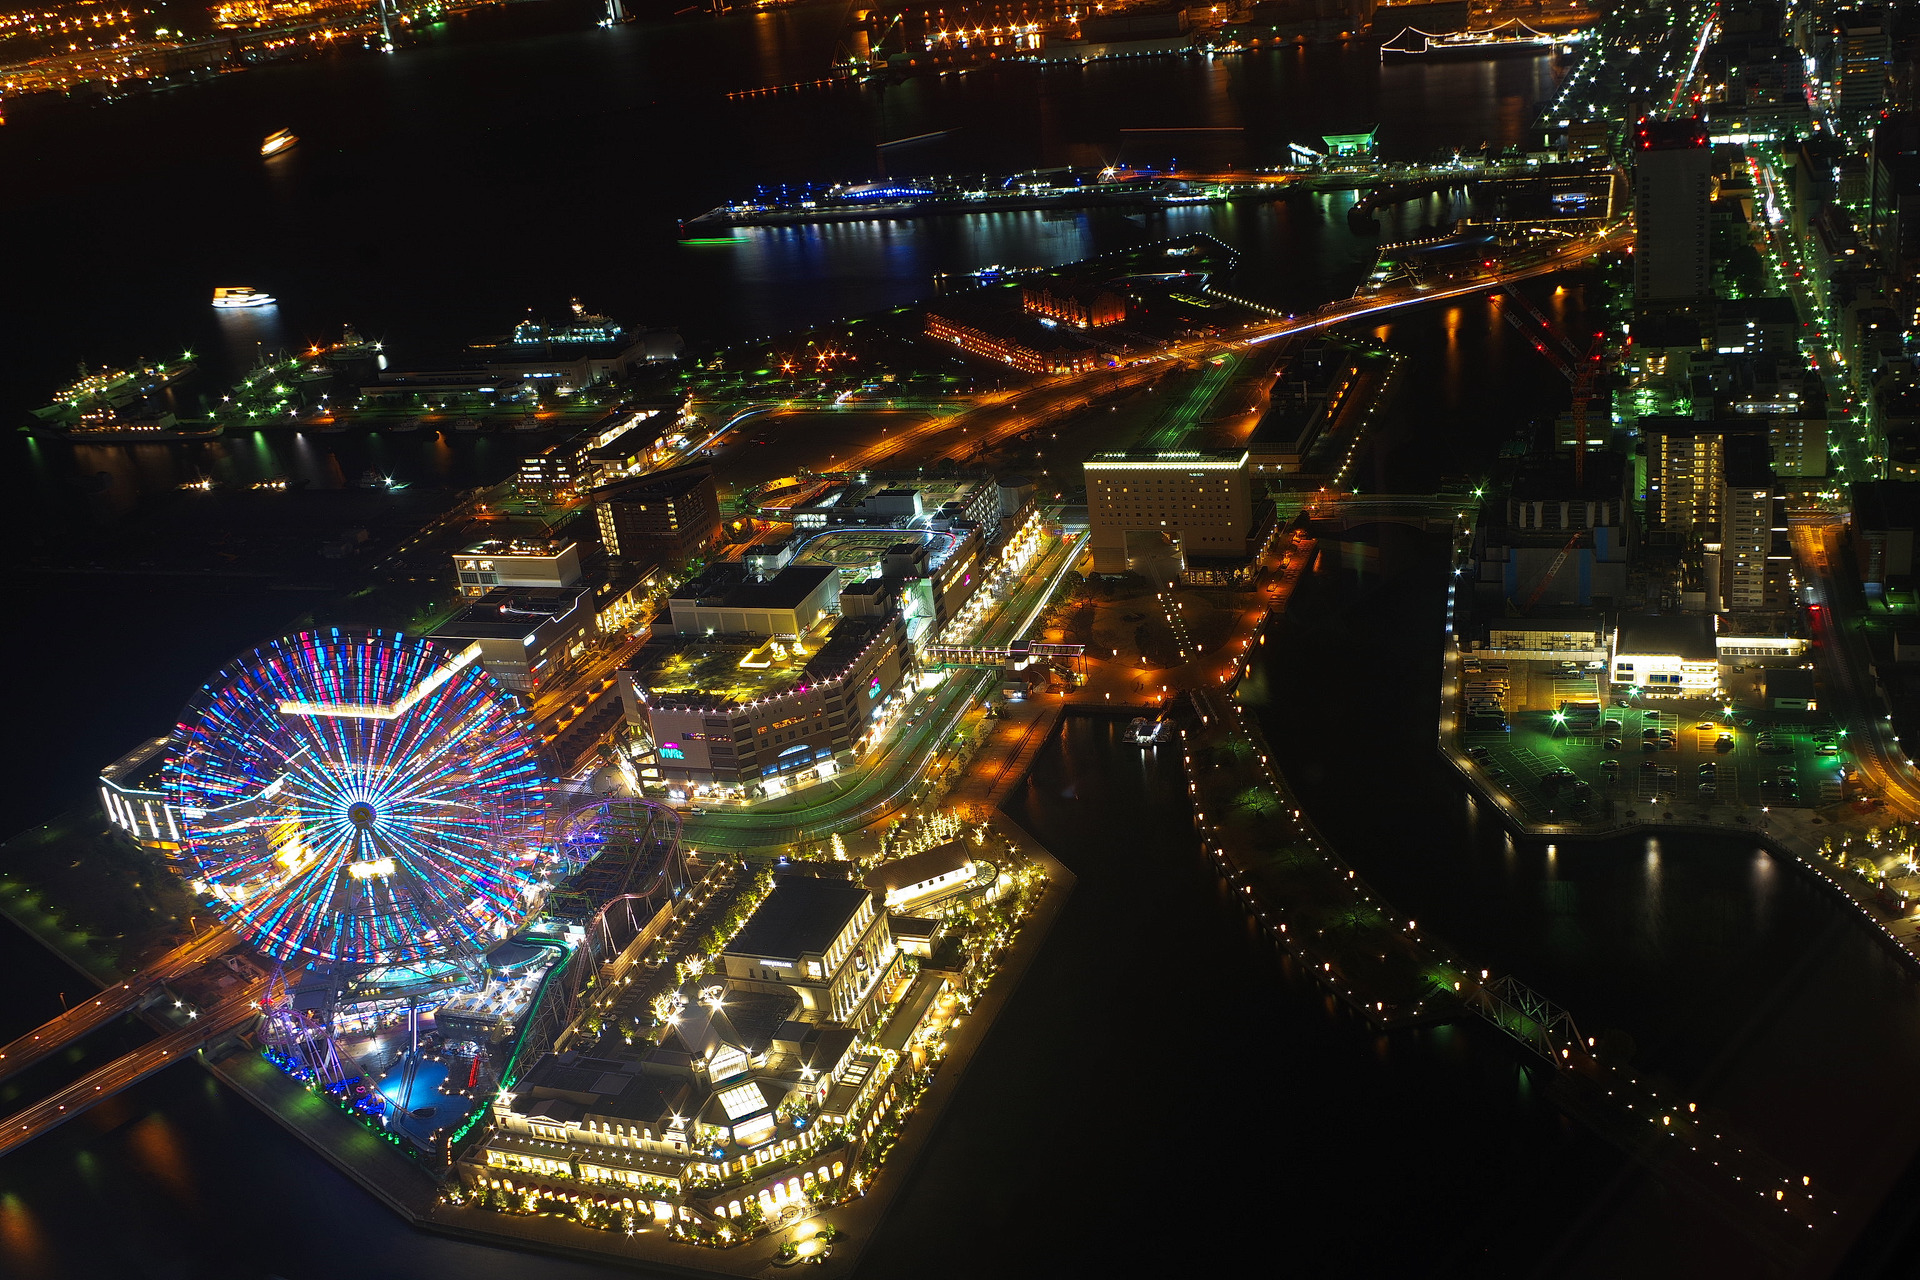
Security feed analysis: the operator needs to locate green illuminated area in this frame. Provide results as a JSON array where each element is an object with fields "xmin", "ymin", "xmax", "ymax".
[{"xmin": 638, "ymin": 635, "xmax": 825, "ymax": 707}]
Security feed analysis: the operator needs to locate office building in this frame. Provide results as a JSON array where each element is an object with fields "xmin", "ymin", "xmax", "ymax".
[
  {"xmin": 1642, "ymin": 417, "xmax": 1767, "ymax": 535},
  {"xmin": 431, "ymin": 586, "xmax": 598, "ymax": 693},
  {"xmin": 592, "ymin": 465, "xmax": 722, "ymax": 565},
  {"xmin": 1717, "ymin": 434, "xmax": 1776, "ymax": 612},
  {"xmin": 1837, "ymin": 11, "xmax": 1890, "ymax": 118},
  {"xmin": 1084, "ymin": 449, "xmax": 1254, "ymax": 574},
  {"xmin": 1631, "ymin": 118, "xmax": 1712, "ymax": 305},
  {"xmin": 452, "ymin": 539, "xmax": 582, "ymax": 599}
]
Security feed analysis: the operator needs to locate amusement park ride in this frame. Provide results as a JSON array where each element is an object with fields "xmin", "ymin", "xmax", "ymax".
[{"xmin": 0, "ymin": 629, "xmax": 687, "ymax": 1159}]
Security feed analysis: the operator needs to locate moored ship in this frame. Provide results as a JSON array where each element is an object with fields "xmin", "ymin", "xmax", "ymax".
[
  {"xmin": 30, "ymin": 353, "xmax": 196, "ymax": 420},
  {"xmin": 37, "ymin": 408, "xmax": 225, "ymax": 442}
]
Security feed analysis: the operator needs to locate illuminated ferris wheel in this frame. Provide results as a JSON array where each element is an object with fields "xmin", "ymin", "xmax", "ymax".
[{"xmin": 163, "ymin": 629, "xmax": 548, "ymax": 967}]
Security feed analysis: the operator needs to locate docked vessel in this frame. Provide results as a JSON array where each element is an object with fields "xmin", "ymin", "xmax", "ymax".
[
  {"xmin": 213, "ymin": 286, "xmax": 276, "ymax": 308},
  {"xmin": 29, "ymin": 353, "xmax": 196, "ymax": 423},
  {"xmin": 454, "ymin": 417, "xmax": 482, "ymax": 432},
  {"xmin": 389, "ymin": 416, "xmax": 423, "ymax": 433},
  {"xmin": 682, "ymin": 166, "xmax": 1223, "ymax": 232},
  {"xmin": 260, "ymin": 128, "xmax": 298, "ymax": 157},
  {"xmin": 1123, "ymin": 716, "xmax": 1174, "ymax": 745},
  {"xmin": 313, "ymin": 324, "xmax": 382, "ymax": 362},
  {"xmin": 1377, "ymin": 20, "xmax": 1569, "ymax": 59},
  {"xmin": 37, "ymin": 409, "xmax": 225, "ymax": 442}
]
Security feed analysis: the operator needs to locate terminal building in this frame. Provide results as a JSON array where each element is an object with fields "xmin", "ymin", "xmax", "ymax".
[{"xmin": 1084, "ymin": 449, "xmax": 1256, "ymax": 576}]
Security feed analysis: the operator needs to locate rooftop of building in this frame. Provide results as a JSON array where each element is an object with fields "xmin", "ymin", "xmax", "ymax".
[
  {"xmin": 1484, "ymin": 612, "xmax": 1608, "ymax": 634},
  {"xmin": 586, "ymin": 420, "xmax": 669, "ymax": 462},
  {"xmin": 1633, "ymin": 117, "xmax": 1709, "ymax": 151},
  {"xmin": 1639, "ymin": 415, "xmax": 1768, "ymax": 441},
  {"xmin": 1715, "ymin": 296, "xmax": 1800, "ymax": 324},
  {"xmin": 1854, "ymin": 479, "xmax": 1920, "ymax": 531},
  {"xmin": 672, "ymin": 562, "xmax": 839, "ymax": 611},
  {"xmin": 632, "ymin": 610, "xmax": 896, "ymax": 707},
  {"xmin": 1616, "ymin": 613, "xmax": 1717, "ymax": 661},
  {"xmin": 457, "ymin": 537, "xmax": 575, "ymax": 560},
  {"xmin": 631, "ymin": 633, "xmax": 827, "ymax": 705},
  {"xmin": 664, "ymin": 988, "xmax": 801, "ymax": 1059},
  {"xmin": 100, "ymin": 735, "xmax": 170, "ymax": 791},
  {"xmin": 1085, "ymin": 448, "xmax": 1249, "ymax": 469},
  {"xmin": 433, "ymin": 586, "xmax": 591, "ymax": 640},
  {"xmin": 863, "ymin": 839, "xmax": 976, "ymax": 897},
  {"xmin": 589, "ymin": 462, "xmax": 714, "ymax": 506},
  {"xmin": 1507, "ymin": 450, "xmax": 1627, "ymax": 503},
  {"xmin": 725, "ymin": 875, "xmax": 874, "ymax": 963},
  {"xmin": 1763, "ymin": 667, "xmax": 1817, "ymax": 697}
]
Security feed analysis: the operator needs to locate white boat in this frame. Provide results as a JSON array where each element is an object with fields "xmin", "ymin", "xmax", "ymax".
[
  {"xmin": 261, "ymin": 128, "xmax": 298, "ymax": 157},
  {"xmin": 454, "ymin": 417, "xmax": 482, "ymax": 432},
  {"xmin": 213, "ymin": 286, "xmax": 276, "ymax": 309},
  {"xmin": 1123, "ymin": 717, "xmax": 1174, "ymax": 745},
  {"xmin": 389, "ymin": 416, "xmax": 423, "ymax": 433}
]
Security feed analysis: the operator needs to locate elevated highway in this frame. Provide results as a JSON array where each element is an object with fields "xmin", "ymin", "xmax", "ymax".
[
  {"xmin": 0, "ymin": 923, "xmax": 238, "ymax": 1087},
  {"xmin": 0, "ymin": 977, "xmax": 266, "ymax": 1157},
  {"xmin": 845, "ymin": 221, "xmax": 1630, "ymax": 472}
]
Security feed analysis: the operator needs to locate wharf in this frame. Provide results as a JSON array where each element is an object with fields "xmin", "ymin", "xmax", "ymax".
[{"xmin": 683, "ymin": 183, "xmax": 1217, "ymax": 232}]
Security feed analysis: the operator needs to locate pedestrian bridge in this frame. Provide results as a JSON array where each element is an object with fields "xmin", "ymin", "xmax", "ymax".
[{"xmin": 1280, "ymin": 491, "xmax": 1477, "ymax": 533}]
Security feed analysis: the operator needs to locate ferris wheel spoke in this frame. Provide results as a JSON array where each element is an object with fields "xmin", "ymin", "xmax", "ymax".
[{"xmin": 165, "ymin": 629, "xmax": 546, "ymax": 966}]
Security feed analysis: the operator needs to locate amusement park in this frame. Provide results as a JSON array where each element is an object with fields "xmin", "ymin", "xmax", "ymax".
[
  {"xmin": 134, "ymin": 628, "xmax": 697, "ymax": 1158},
  {"xmin": 9, "ymin": 464, "xmax": 1075, "ymax": 1271}
]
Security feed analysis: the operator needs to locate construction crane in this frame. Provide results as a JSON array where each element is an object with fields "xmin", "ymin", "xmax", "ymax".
[
  {"xmin": 1493, "ymin": 282, "xmax": 1607, "ymax": 484},
  {"xmin": 1519, "ymin": 531, "xmax": 1585, "ymax": 615}
]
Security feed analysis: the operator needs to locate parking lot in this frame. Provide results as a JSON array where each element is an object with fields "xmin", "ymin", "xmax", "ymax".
[{"xmin": 1458, "ymin": 669, "xmax": 1849, "ymax": 822}]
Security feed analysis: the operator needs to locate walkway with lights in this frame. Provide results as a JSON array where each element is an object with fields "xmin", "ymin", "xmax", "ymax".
[{"xmin": 1188, "ymin": 687, "xmax": 1841, "ymax": 1257}]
